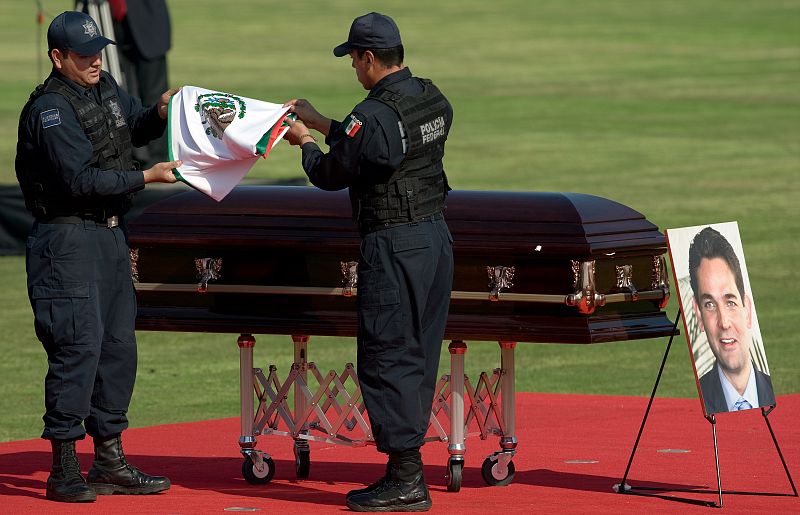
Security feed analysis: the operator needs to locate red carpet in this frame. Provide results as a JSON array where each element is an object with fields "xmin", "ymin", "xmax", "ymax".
[{"xmin": 1, "ymin": 393, "xmax": 797, "ymax": 514}]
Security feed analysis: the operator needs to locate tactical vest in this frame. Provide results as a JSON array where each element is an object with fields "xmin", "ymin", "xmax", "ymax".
[
  {"xmin": 16, "ymin": 72, "xmax": 135, "ymax": 219},
  {"xmin": 352, "ymin": 78, "xmax": 451, "ymax": 233}
]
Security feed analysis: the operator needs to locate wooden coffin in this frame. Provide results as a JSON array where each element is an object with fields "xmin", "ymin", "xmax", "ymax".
[{"xmin": 128, "ymin": 185, "xmax": 675, "ymax": 343}]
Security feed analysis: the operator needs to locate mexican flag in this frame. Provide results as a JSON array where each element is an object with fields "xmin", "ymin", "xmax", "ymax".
[{"xmin": 168, "ymin": 86, "xmax": 293, "ymax": 201}]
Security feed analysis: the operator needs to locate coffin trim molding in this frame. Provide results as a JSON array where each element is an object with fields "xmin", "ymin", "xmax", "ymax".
[{"xmin": 133, "ymin": 282, "xmax": 667, "ymax": 305}]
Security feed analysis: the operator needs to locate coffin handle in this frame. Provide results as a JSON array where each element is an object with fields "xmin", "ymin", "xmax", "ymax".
[
  {"xmin": 566, "ymin": 260, "xmax": 606, "ymax": 314},
  {"xmin": 650, "ymin": 255, "xmax": 671, "ymax": 308},
  {"xmin": 195, "ymin": 257, "xmax": 223, "ymax": 293},
  {"xmin": 614, "ymin": 264, "xmax": 639, "ymax": 300},
  {"xmin": 487, "ymin": 266, "xmax": 515, "ymax": 301},
  {"xmin": 129, "ymin": 248, "xmax": 139, "ymax": 283},
  {"xmin": 340, "ymin": 261, "xmax": 359, "ymax": 297}
]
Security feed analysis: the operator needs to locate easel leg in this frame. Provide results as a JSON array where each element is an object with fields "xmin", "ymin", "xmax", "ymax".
[
  {"xmin": 762, "ymin": 408, "xmax": 799, "ymax": 497},
  {"xmin": 616, "ymin": 310, "xmax": 682, "ymax": 492},
  {"xmin": 709, "ymin": 414, "xmax": 723, "ymax": 507}
]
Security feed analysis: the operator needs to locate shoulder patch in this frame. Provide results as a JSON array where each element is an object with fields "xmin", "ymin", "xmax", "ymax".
[
  {"xmin": 344, "ymin": 114, "xmax": 363, "ymax": 137},
  {"xmin": 40, "ymin": 109, "xmax": 61, "ymax": 129}
]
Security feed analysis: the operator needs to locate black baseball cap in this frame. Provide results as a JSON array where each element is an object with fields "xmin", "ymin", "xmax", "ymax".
[
  {"xmin": 47, "ymin": 11, "xmax": 115, "ymax": 56},
  {"xmin": 333, "ymin": 12, "xmax": 402, "ymax": 57}
]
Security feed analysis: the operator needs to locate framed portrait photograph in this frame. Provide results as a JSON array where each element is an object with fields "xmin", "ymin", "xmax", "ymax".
[{"xmin": 665, "ymin": 221, "xmax": 775, "ymax": 416}]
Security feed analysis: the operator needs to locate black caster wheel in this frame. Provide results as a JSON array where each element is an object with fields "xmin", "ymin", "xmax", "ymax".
[
  {"xmin": 446, "ymin": 458, "xmax": 463, "ymax": 492},
  {"xmin": 295, "ymin": 446, "xmax": 310, "ymax": 479},
  {"xmin": 242, "ymin": 454, "xmax": 275, "ymax": 484},
  {"xmin": 481, "ymin": 455, "xmax": 515, "ymax": 486}
]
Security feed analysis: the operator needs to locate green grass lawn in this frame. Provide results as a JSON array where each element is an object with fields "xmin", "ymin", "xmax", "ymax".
[{"xmin": 1, "ymin": 0, "xmax": 798, "ymax": 442}]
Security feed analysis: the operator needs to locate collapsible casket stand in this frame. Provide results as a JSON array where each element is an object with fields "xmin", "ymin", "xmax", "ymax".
[
  {"xmin": 614, "ymin": 311, "xmax": 798, "ymax": 507},
  {"xmin": 235, "ymin": 332, "xmax": 519, "ymax": 491},
  {"xmin": 127, "ymin": 186, "xmax": 683, "ymax": 489}
]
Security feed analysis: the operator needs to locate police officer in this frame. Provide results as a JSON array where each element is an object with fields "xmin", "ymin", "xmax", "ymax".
[
  {"xmin": 15, "ymin": 11, "xmax": 181, "ymax": 503},
  {"xmin": 284, "ymin": 12, "xmax": 454, "ymax": 512}
]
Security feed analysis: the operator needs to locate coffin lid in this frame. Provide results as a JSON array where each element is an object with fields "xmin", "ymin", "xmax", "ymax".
[{"xmin": 129, "ymin": 185, "xmax": 664, "ymax": 257}]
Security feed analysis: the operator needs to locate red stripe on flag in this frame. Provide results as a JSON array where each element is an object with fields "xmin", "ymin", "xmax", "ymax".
[{"xmin": 260, "ymin": 112, "xmax": 291, "ymax": 158}]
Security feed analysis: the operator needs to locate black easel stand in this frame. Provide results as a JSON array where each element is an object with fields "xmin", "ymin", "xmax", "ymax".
[
  {"xmin": 614, "ymin": 310, "xmax": 798, "ymax": 508},
  {"xmin": 761, "ymin": 406, "xmax": 799, "ymax": 497}
]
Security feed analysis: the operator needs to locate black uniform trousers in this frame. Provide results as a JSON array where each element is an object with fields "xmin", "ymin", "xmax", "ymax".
[
  {"xmin": 26, "ymin": 220, "xmax": 137, "ymax": 441},
  {"xmin": 356, "ymin": 214, "xmax": 453, "ymax": 454}
]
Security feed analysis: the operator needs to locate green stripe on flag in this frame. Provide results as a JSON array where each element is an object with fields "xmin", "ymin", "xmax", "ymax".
[
  {"xmin": 256, "ymin": 111, "xmax": 292, "ymax": 156},
  {"xmin": 167, "ymin": 94, "xmax": 174, "ymax": 162},
  {"xmin": 167, "ymin": 94, "xmax": 187, "ymax": 184},
  {"xmin": 255, "ymin": 129, "xmax": 272, "ymax": 155}
]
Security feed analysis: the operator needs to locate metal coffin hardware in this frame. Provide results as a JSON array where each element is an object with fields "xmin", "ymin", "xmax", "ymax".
[
  {"xmin": 340, "ymin": 261, "xmax": 358, "ymax": 297},
  {"xmin": 650, "ymin": 255, "xmax": 671, "ymax": 309},
  {"xmin": 487, "ymin": 266, "xmax": 515, "ymax": 301},
  {"xmin": 566, "ymin": 260, "xmax": 606, "ymax": 315},
  {"xmin": 195, "ymin": 257, "xmax": 222, "ymax": 293},
  {"xmin": 615, "ymin": 264, "xmax": 639, "ymax": 301}
]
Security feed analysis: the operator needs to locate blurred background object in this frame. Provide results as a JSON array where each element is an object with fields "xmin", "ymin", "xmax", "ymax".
[{"xmin": 78, "ymin": 0, "xmax": 172, "ymax": 168}]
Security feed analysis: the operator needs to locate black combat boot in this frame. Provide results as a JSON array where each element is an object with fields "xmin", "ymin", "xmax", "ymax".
[
  {"xmin": 346, "ymin": 449, "xmax": 431, "ymax": 512},
  {"xmin": 346, "ymin": 458, "xmax": 395, "ymax": 501},
  {"xmin": 87, "ymin": 435, "xmax": 170, "ymax": 495},
  {"xmin": 46, "ymin": 439, "xmax": 96, "ymax": 503}
]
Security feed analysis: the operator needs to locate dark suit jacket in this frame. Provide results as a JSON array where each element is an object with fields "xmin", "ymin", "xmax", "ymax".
[
  {"xmin": 126, "ymin": 0, "xmax": 171, "ymax": 60},
  {"xmin": 699, "ymin": 361, "xmax": 776, "ymax": 414}
]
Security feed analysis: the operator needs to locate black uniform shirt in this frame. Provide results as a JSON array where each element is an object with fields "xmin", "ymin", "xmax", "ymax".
[
  {"xmin": 300, "ymin": 67, "xmax": 426, "ymax": 191},
  {"xmin": 17, "ymin": 70, "xmax": 165, "ymax": 198}
]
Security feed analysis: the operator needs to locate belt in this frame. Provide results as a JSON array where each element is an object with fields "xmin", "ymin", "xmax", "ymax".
[
  {"xmin": 38, "ymin": 215, "xmax": 120, "ymax": 228},
  {"xmin": 359, "ymin": 211, "xmax": 444, "ymax": 235},
  {"xmin": 415, "ymin": 212, "xmax": 444, "ymax": 223}
]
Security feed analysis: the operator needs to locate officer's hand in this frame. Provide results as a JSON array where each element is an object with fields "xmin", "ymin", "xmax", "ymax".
[
  {"xmin": 284, "ymin": 99, "xmax": 327, "ymax": 134},
  {"xmin": 157, "ymin": 88, "xmax": 181, "ymax": 120},
  {"xmin": 143, "ymin": 160, "xmax": 182, "ymax": 184},
  {"xmin": 283, "ymin": 119, "xmax": 316, "ymax": 147}
]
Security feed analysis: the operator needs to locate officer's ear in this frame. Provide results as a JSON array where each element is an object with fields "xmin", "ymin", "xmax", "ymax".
[
  {"xmin": 363, "ymin": 50, "xmax": 375, "ymax": 67},
  {"xmin": 50, "ymin": 48, "xmax": 65, "ymax": 70}
]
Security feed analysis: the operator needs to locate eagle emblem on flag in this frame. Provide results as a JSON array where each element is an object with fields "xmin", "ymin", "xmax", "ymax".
[
  {"xmin": 169, "ymin": 86, "xmax": 293, "ymax": 201},
  {"xmin": 195, "ymin": 93, "xmax": 247, "ymax": 140}
]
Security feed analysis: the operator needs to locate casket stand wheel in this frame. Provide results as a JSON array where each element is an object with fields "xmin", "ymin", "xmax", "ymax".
[
  {"xmin": 446, "ymin": 457, "xmax": 464, "ymax": 492},
  {"xmin": 481, "ymin": 453, "xmax": 515, "ymax": 486},
  {"xmin": 294, "ymin": 441, "xmax": 311, "ymax": 479},
  {"xmin": 242, "ymin": 454, "xmax": 275, "ymax": 484}
]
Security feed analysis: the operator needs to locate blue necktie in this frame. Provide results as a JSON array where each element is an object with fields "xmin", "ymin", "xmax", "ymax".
[{"xmin": 733, "ymin": 398, "xmax": 752, "ymax": 411}]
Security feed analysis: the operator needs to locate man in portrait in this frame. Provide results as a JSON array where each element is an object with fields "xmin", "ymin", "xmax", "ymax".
[{"xmin": 688, "ymin": 226, "xmax": 775, "ymax": 414}]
